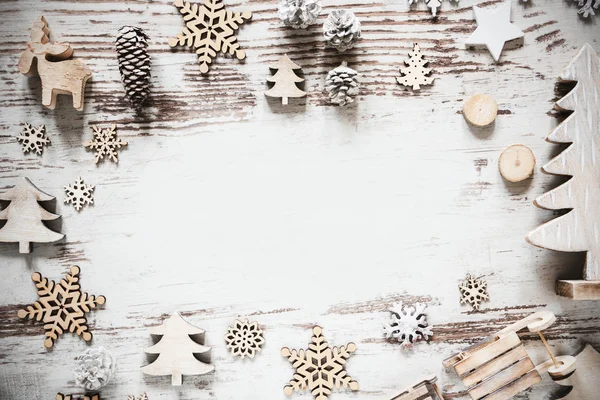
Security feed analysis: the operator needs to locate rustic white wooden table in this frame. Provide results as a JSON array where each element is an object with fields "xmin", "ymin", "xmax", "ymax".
[{"xmin": 1, "ymin": 0, "xmax": 599, "ymax": 399}]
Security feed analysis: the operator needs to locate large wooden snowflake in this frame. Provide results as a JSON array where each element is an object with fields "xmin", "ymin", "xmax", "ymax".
[
  {"xmin": 281, "ymin": 326, "xmax": 359, "ymax": 400},
  {"xmin": 169, "ymin": 0, "xmax": 252, "ymax": 74},
  {"xmin": 18, "ymin": 266, "xmax": 106, "ymax": 348}
]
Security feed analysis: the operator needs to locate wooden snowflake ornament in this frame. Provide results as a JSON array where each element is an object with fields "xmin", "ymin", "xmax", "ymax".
[
  {"xmin": 169, "ymin": 0, "xmax": 252, "ymax": 74},
  {"xmin": 281, "ymin": 326, "xmax": 359, "ymax": 400},
  {"xmin": 18, "ymin": 266, "xmax": 106, "ymax": 348},
  {"xmin": 141, "ymin": 312, "xmax": 214, "ymax": 385},
  {"xmin": 64, "ymin": 177, "xmax": 95, "ymax": 211},
  {"xmin": 397, "ymin": 43, "xmax": 434, "ymax": 91},
  {"xmin": 527, "ymin": 44, "xmax": 600, "ymax": 300},
  {"xmin": 459, "ymin": 274, "xmax": 489, "ymax": 310},
  {"xmin": 383, "ymin": 302, "xmax": 432, "ymax": 347},
  {"xmin": 17, "ymin": 123, "xmax": 49, "ymax": 155},
  {"xmin": 0, "ymin": 177, "xmax": 64, "ymax": 253},
  {"xmin": 85, "ymin": 124, "xmax": 127, "ymax": 164},
  {"xmin": 225, "ymin": 319, "xmax": 265, "ymax": 359},
  {"xmin": 465, "ymin": 1, "xmax": 524, "ymax": 62}
]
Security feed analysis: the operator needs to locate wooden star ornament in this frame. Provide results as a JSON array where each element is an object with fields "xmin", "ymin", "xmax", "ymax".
[{"xmin": 465, "ymin": 1, "xmax": 524, "ymax": 62}]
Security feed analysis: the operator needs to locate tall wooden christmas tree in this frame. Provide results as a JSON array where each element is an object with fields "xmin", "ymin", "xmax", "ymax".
[
  {"xmin": 141, "ymin": 313, "xmax": 214, "ymax": 385},
  {"xmin": 0, "ymin": 177, "xmax": 64, "ymax": 253},
  {"xmin": 264, "ymin": 54, "xmax": 306, "ymax": 105},
  {"xmin": 527, "ymin": 43, "xmax": 600, "ymax": 300}
]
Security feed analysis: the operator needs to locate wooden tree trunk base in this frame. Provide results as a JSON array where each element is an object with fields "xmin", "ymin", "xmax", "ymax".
[{"xmin": 556, "ymin": 280, "xmax": 600, "ymax": 300}]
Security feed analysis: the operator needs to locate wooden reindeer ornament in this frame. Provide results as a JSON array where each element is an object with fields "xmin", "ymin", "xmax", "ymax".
[
  {"xmin": 18, "ymin": 17, "xmax": 92, "ymax": 111},
  {"xmin": 443, "ymin": 311, "xmax": 572, "ymax": 400}
]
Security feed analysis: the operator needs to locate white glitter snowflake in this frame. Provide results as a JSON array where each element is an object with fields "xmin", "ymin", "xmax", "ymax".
[
  {"xmin": 85, "ymin": 124, "xmax": 127, "ymax": 163},
  {"xmin": 225, "ymin": 319, "xmax": 265, "ymax": 359},
  {"xmin": 459, "ymin": 274, "xmax": 489, "ymax": 310},
  {"xmin": 408, "ymin": 0, "xmax": 459, "ymax": 17},
  {"xmin": 64, "ymin": 177, "xmax": 95, "ymax": 211},
  {"xmin": 571, "ymin": 0, "xmax": 599, "ymax": 17},
  {"xmin": 17, "ymin": 123, "xmax": 49, "ymax": 155},
  {"xmin": 383, "ymin": 302, "xmax": 432, "ymax": 347}
]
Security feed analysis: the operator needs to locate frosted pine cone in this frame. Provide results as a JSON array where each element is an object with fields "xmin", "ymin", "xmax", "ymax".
[
  {"xmin": 278, "ymin": 0, "xmax": 322, "ymax": 29},
  {"xmin": 116, "ymin": 26, "xmax": 151, "ymax": 110},
  {"xmin": 73, "ymin": 347, "xmax": 115, "ymax": 390},
  {"xmin": 323, "ymin": 10, "xmax": 361, "ymax": 52},
  {"xmin": 325, "ymin": 61, "xmax": 359, "ymax": 106}
]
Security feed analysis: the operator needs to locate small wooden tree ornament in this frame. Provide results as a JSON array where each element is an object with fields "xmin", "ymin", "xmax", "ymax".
[
  {"xmin": 549, "ymin": 344, "xmax": 600, "ymax": 400},
  {"xmin": 443, "ymin": 311, "xmax": 572, "ymax": 400},
  {"xmin": 463, "ymin": 94, "xmax": 497, "ymax": 127},
  {"xmin": 527, "ymin": 43, "xmax": 600, "ymax": 300},
  {"xmin": 391, "ymin": 374, "xmax": 444, "ymax": 400},
  {"xmin": 141, "ymin": 312, "xmax": 214, "ymax": 385},
  {"xmin": 18, "ymin": 266, "xmax": 106, "ymax": 348},
  {"xmin": 265, "ymin": 55, "xmax": 306, "ymax": 105},
  {"xmin": 0, "ymin": 177, "xmax": 64, "ymax": 253},
  {"xmin": 498, "ymin": 144, "xmax": 535, "ymax": 182},
  {"xmin": 396, "ymin": 43, "xmax": 434, "ymax": 91},
  {"xmin": 18, "ymin": 17, "xmax": 92, "ymax": 111}
]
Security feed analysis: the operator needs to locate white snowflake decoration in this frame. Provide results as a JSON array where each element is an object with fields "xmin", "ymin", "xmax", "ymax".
[
  {"xmin": 17, "ymin": 123, "xmax": 49, "ymax": 155},
  {"xmin": 571, "ymin": 0, "xmax": 599, "ymax": 17},
  {"xmin": 408, "ymin": 0, "xmax": 459, "ymax": 17},
  {"xmin": 384, "ymin": 302, "xmax": 432, "ymax": 347},
  {"xmin": 128, "ymin": 394, "xmax": 148, "ymax": 400},
  {"xmin": 64, "ymin": 177, "xmax": 95, "ymax": 211},
  {"xmin": 225, "ymin": 319, "xmax": 265, "ymax": 359},
  {"xmin": 459, "ymin": 274, "xmax": 489, "ymax": 310},
  {"xmin": 85, "ymin": 124, "xmax": 127, "ymax": 163}
]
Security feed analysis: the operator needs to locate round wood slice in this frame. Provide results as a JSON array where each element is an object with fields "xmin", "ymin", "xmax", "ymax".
[
  {"xmin": 463, "ymin": 94, "xmax": 498, "ymax": 127},
  {"xmin": 498, "ymin": 144, "xmax": 536, "ymax": 182}
]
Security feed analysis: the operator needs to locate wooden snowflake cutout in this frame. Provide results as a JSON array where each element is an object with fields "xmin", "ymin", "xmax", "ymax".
[
  {"xmin": 281, "ymin": 326, "xmax": 359, "ymax": 400},
  {"xmin": 169, "ymin": 0, "xmax": 252, "ymax": 74},
  {"xmin": 397, "ymin": 43, "xmax": 434, "ymax": 91},
  {"xmin": 459, "ymin": 274, "xmax": 489, "ymax": 310},
  {"xmin": 128, "ymin": 394, "xmax": 148, "ymax": 400},
  {"xmin": 225, "ymin": 319, "xmax": 265, "ymax": 359},
  {"xmin": 17, "ymin": 123, "xmax": 49, "ymax": 155},
  {"xmin": 383, "ymin": 302, "xmax": 432, "ymax": 347},
  {"xmin": 18, "ymin": 266, "xmax": 106, "ymax": 348},
  {"xmin": 85, "ymin": 124, "xmax": 127, "ymax": 163},
  {"xmin": 64, "ymin": 177, "xmax": 95, "ymax": 211}
]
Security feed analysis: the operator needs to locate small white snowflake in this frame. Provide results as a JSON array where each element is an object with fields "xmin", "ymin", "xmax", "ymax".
[
  {"xmin": 459, "ymin": 274, "xmax": 489, "ymax": 310},
  {"xmin": 572, "ymin": 0, "xmax": 599, "ymax": 17},
  {"xmin": 64, "ymin": 177, "xmax": 95, "ymax": 211},
  {"xmin": 17, "ymin": 123, "xmax": 50, "ymax": 155},
  {"xmin": 384, "ymin": 302, "xmax": 432, "ymax": 347},
  {"xmin": 85, "ymin": 124, "xmax": 127, "ymax": 163}
]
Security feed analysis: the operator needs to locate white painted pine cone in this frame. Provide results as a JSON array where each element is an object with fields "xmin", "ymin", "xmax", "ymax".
[
  {"xmin": 73, "ymin": 347, "xmax": 115, "ymax": 391},
  {"xmin": 323, "ymin": 10, "xmax": 361, "ymax": 52},
  {"xmin": 325, "ymin": 61, "xmax": 359, "ymax": 106},
  {"xmin": 278, "ymin": 0, "xmax": 322, "ymax": 29}
]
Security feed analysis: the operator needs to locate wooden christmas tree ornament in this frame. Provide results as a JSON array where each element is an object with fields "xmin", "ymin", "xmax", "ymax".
[
  {"xmin": 281, "ymin": 326, "xmax": 359, "ymax": 400},
  {"xmin": 265, "ymin": 55, "xmax": 306, "ymax": 105},
  {"xmin": 527, "ymin": 43, "xmax": 600, "ymax": 300},
  {"xmin": 465, "ymin": 1, "xmax": 524, "ymax": 62},
  {"xmin": 141, "ymin": 312, "xmax": 214, "ymax": 385},
  {"xmin": 169, "ymin": 0, "xmax": 252, "ymax": 74},
  {"xmin": 391, "ymin": 374, "xmax": 444, "ymax": 400},
  {"xmin": 463, "ymin": 94, "xmax": 497, "ymax": 127},
  {"xmin": 498, "ymin": 144, "xmax": 535, "ymax": 183},
  {"xmin": 18, "ymin": 266, "xmax": 106, "ymax": 348},
  {"xmin": 443, "ymin": 310, "xmax": 572, "ymax": 400},
  {"xmin": 18, "ymin": 17, "xmax": 92, "ymax": 111},
  {"xmin": 396, "ymin": 43, "xmax": 434, "ymax": 91},
  {"xmin": 549, "ymin": 344, "xmax": 600, "ymax": 400},
  {"xmin": 0, "ymin": 177, "xmax": 64, "ymax": 253}
]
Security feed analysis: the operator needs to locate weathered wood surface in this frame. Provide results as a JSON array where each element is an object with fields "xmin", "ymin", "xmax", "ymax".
[{"xmin": 0, "ymin": 0, "xmax": 599, "ymax": 399}]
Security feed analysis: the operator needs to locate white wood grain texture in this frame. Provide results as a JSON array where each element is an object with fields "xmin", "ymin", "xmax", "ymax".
[{"xmin": 0, "ymin": 1, "xmax": 599, "ymax": 400}]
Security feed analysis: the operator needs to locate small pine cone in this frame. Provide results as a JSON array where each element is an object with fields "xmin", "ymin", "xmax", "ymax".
[
  {"xmin": 278, "ymin": 0, "xmax": 322, "ymax": 29},
  {"xmin": 325, "ymin": 61, "xmax": 359, "ymax": 106},
  {"xmin": 73, "ymin": 347, "xmax": 116, "ymax": 391},
  {"xmin": 116, "ymin": 26, "xmax": 151, "ymax": 109},
  {"xmin": 323, "ymin": 10, "xmax": 361, "ymax": 52}
]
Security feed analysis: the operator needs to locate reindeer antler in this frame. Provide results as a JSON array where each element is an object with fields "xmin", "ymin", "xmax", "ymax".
[{"xmin": 31, "ymin": 16, "xmax": 50, "ymax": 44}]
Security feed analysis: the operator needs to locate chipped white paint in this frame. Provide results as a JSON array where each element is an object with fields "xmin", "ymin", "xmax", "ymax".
[{"xmin": 0, "ymin": 1, "xmax": 599, "ymax": 400}]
